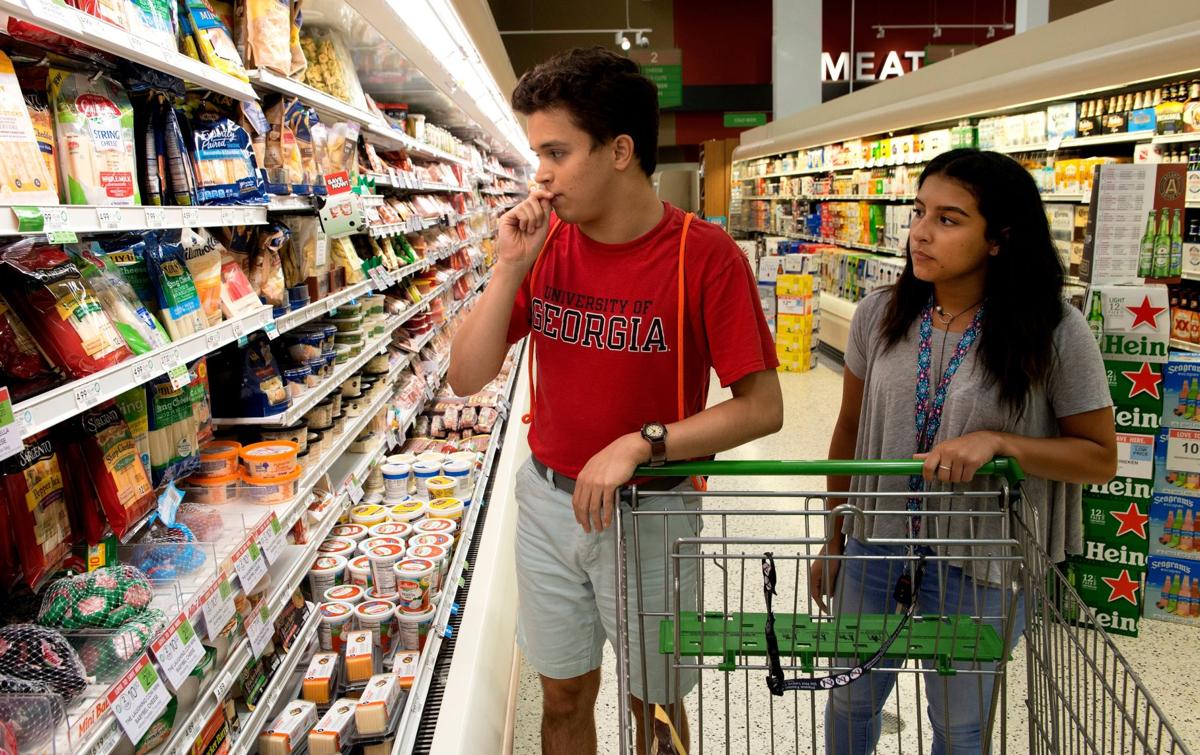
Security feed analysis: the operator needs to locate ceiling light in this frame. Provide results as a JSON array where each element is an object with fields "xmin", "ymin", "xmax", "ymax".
[
  {"xmin": 635, "ymin": 31, "xmax": 649, "ymax": 47},
  {"xmin": 616, "ymin": 32, "xmax": 631, "ymax": 50}
]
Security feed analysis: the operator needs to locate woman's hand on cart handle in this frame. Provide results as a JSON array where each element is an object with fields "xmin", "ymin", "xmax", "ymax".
[
  {"xmin": 914, "ymin": 431, "xmax": 1003, "ymax": 484},
  {"xmin": 808, "ymin": 538, "xmax": 844, "ymax": 614}
]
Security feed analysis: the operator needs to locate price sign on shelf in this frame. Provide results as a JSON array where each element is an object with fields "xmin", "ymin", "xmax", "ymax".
[
  {"xmin": 0, "ymin": 388, "xmax": 23, "ymax": 463},
  {"xmin": 165, "ymin": 359, "xmax": 189, "ymax": 392},
  {"xmin": 39, "ymin": 206, "xmax": 69, "ymax": 232},
  {"xmin": 106, "ymin": 656, "xmax": 170, "ymax": 744},
  {"xmin": 145, "ymin": 207, "xmax": 165, "ymax": 228},
  {"xmin": 1166, "ymin": 429, "xmax": 1200, "ymax": 474},
  {"xmin": 263, "ymin": 320, "xmax": 279, "ymax": 340},
  {"xmin": 211, "ymin": 668, "xmax": 236, "ymax": 701},
  {"xmin": 198, "ymin": 572, "xmax": 237, "ymax": 642},
  {"xmin": 233, "ymin": 539, "xmax": 268, "ymax": 593},
  {"xmin": 73, "ymin": 381, "xmax": 102, "ymax": 411},
  {"xmin": 256, "ymin": 514, "xmax": 287, "ymax": 564},
  {"xmin": 182, "ymin": 207, "xmax": 200, "ymax": 227},
  {"xmin": 205, "ymin": 331, "xmax": 221, "ymax": 352},
  {"xmin": 149, "ymin": 613, "xmax": 205, "ymax": 690},
  {"xmin": 246, "ymin": 602, "xmax": 273, "ymax": 659},
  {"xmin": 95, "ymin": 207, "xmax": 122, "ymax": 231},
  {"xmin": 220, "ymin": 208, "xmax": 236, "ymax": 227},
  {"xmin": 130, "ymin": 358, "xmax": 156, "ymax": 385}
]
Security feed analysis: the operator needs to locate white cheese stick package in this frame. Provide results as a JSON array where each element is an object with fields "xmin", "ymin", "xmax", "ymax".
[
  {"xmin": 48, "ymin": 68, "xmax": 139, "ymax": 205},
  {"xmin": 259, "ymin": 700, "xmax": 318, "ymax": 755},
  {"xmin": 0, "ymin": 53, "xmax": 57, "ymax": 205},
  {"xmin": 354, "ymin": 673, "xmax": 401, "ymax": 736},
  {"xmin": 309, "ymin": 698, "xmax": 357, "ymax": 755}
]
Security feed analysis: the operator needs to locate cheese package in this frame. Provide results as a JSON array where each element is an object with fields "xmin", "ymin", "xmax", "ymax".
[
  {"xmin": 244, "ymin": 0, "xmax": 291, "ymax": 74},
  {"xmin": 343, "ymin": 629, "xmax": 375, "ymax": 683},
  {"xmin": 128, "ymin": 0, "xmax": 178, "ymax": 51},
  {"xmin": 392, "ymin": 650, "xmax": 419, "ymax": 689},
  {"xmin": 183, "ymin": 0, "xmax": 249, "ymax": 82},
  {"xmin": 309, "ymin": 698, "xmax": 357, "ymax": 755},
  {"xmin": 48, "ymin": 69, "xmax": 139, "ymax": 205},
  {"xmin": 301, "ymin": 651, "xmax": 339, "ymax": 704},
  {"xmin": 189, "ymin": 115, "xmax": 267, "ymax": 205},
  {"xmin": 260, "ymin": 700, "xmax": 317, "ymax": 755},
  {"xmin": 22, "ymin": 89, "xmax": 59, "ymax": 201},
  {"xmin": 0, "ymin": 54, "xmax": 58, "ymax": 205},
  {"xmin": 355, "ymin": 673, "xmax": 401, "ymax": 736}
]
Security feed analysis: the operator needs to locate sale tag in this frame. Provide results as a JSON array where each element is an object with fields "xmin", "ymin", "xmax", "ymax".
[
  {"xmin": 246, "ymin": 602, "xmax": 273, "ymax": 658},
  {"xmin": 199, "ymin": 574, "xmax": 236, "ymax": 642},
  {"xmin": 107, "ymin": 656, "xmax": 170, "ymax": 744},
  {"xmin": 0, "ymin": 388, "xmax": 23, "ymax": 463},
  {"xmin": 150, "ymin": 613, "xmax": 205, "ymax": 691},
  {"xmin": 47, "ymin": 230, "xmax": 78, "ymax": 244},
  {"xmin": 95, "ymin": 207, "xmax": 122, "ymax": 231},
  {"xmin": 1167, "ymin": 429, "xmax": 1200, "ymax": 474},
  {"xmin": 257, "ymin": 514, "xmax": 287, "ymax": 564},
  {"xmin": 73, "ymin": 380, "xmax": 102, "ymax": 410},
  {"xmin": 263, "ymin": 320, "xmax": 279, "ymax": 340},
  {"xmin": 1117, "ymin": 432, "xmax": 1156, "ymax": 480},
  {"xmin": 233, "ymin": 539, "xmax": 268, "ymax": 593},
  {"xmin": 145, "ymin": 207, "xmax": 165, "ymax": 228},
  {"xmin": 166, "ymin": 362, "xmax": 190, "ymax": 392}
]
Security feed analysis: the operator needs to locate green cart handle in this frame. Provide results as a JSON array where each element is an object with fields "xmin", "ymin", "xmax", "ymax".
[{"xmin": 633, "ymin": 457, "xmax": 1025, "ymax": 486}]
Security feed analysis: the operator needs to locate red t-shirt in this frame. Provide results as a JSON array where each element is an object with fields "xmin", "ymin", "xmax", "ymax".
[{"xmin": 505, "ymin": 202, "xmax": 778, "ymax": 478}]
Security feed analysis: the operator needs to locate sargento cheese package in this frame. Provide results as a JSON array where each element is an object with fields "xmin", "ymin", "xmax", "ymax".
[
  {"xmin": 48, "ymin": 68, "xmax": 140, "ymax": 205},
  {"xmin": 0, "ymin": 52, "xmax": 58, "ymax": 205}
]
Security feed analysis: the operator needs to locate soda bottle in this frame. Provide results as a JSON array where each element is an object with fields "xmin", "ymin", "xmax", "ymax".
[
  {"xmin": 1154, "ymin": 209, "xmax": 1172, "ymax": 278},
  {"xmin": 1138, "ymin": 210, "xmax": 1156, "ymax": 277}
]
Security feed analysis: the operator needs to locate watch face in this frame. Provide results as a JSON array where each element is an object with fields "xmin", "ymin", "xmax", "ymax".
[{"xmin": 643, "ymin": 424, "xmax": 665, "ymax": 441}]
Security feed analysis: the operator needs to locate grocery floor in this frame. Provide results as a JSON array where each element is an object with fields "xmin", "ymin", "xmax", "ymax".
[{"xmin": 511, "ymin": 356, "xmax": 1200, "ymax": 754}]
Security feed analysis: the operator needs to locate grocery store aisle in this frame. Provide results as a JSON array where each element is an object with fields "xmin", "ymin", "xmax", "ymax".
[{"xmin": 510, "ymin": 357, "xmax": 1200, "ymax": 754}]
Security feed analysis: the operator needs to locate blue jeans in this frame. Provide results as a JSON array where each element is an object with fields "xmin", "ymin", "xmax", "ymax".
[{"xmin": 824, "ymin": 538, "xmax": 1026, "ymax": 755}]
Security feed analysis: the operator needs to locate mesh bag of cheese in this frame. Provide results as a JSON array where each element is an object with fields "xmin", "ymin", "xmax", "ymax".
[
  {"xmin": 48, "ymin": 69, "xmax": 140, "ymax": 205},
  {"xmin": 0, "ymin": 52, "xmax": 58, "ymax": 205}
]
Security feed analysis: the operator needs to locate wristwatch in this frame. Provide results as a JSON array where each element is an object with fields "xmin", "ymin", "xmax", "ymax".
[{"xmin": 641, "ymin": 422, "xmax": 668, "ymax": 467}]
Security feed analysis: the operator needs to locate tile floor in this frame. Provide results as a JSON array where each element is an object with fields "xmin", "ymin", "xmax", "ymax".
[{"xmin": 512, "ymin": 359, "xmax": 1199, "ymax": 754}]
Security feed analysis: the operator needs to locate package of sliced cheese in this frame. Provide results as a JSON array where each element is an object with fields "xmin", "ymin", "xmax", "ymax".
[
  {"xmin": 309, "ymin": 698, "xmax": 357, "ymax": 755},
  {"xmin": 0, "ymin": 53, "xmax": 58, "ymax": 205},
  {"xmin": 260, "ymin": 700, "xmax": 317, "ymax": 755},
  {"xmin": 182, "ymin": 0, "xmax": 249, "ymax": 82},
  {"xmin": 354, "ymin": 673, "xmax": 401, "ymax": 736},
  {"xmin": 48, "ymin": 68, "xmax": 139, "ymax": 205}
]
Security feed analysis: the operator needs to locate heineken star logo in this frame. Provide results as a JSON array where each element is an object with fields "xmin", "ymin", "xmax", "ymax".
[
  {"xmin": 1110, "ymin": 502, "xmax": 1149, "ymax": 539},
  {"xmin": 1127, "ymin": 296, "xmax": 1166, "ymax": 330},
  {"xmin": 1102, "ymin": 569, "xmax": 1142, "ymax": 606},
  {"xmin": 1121, "ymin": 363, "xmax": 1162, "ymax": 400}
]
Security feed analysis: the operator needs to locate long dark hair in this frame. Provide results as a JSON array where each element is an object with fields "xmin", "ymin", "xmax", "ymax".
[{"xmin": 880, "ymin": 148, "xmax": 1065, "ymax": 417}]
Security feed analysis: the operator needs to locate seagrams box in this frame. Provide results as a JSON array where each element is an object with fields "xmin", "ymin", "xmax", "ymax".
[
  {"xmin": 1155, "ymin": 427, "xmax": 1200, "ymax": 493},
  {"xmin": 1145, "ymin": 555, "xmax": 1200, "ymax": 625},
  {"xmin": 1062, "ymin": 556, "xmax": 1144, "ymax": 637},
  {"xmin": 1149, "ymin": 492, "xmax": 1200, "ymax": 560},
  {"xmin": 1081, "ymin": 497, "xmax": 1149, "ymax": 569},
  {"xmin": 1161, "ymin": 353, "xmax": 1200, "ymax": 429}
]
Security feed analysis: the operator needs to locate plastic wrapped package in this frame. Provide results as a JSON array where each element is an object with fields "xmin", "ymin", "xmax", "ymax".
[
  {"xmin": 146, "ymin": 231, "xmax": 207, "ymax": 340},
  {"xmin": 67, "ymin": 0, "xmax": 129, "ymax": 29},
  {"xmin": 0, "ymin": 293, "xmax": 62, "ymax": 403},
  {"xmin": 56, "ymin": 435, "xmax": 107, "ymax": 546},
  {"xmin": 128, "ymin": 0, "xmax": 178, "ymax": 51},
  {"xmin": 48, "ymin": 69, "xmax": 139, "ymax": 205},
  {"xmin": 242, "ymin": 0, "xmax": 290, "ymax": 73},
  {"xmin": 249, "ymin": 223, "xmax": 288, "ymax": 307},
  {"xmin": 298, "ymin": 26, "xmax": 367, "ymax": 110},
  {"xmin": 181, "ymin": 228, "xmax": 224, "ymax": 326},
  {"xmin": 0, "ymin": 53, "xmax": 58, "ymax": 205},
  {"xmin": 116, "ymin": 387, "xmax": 152, "ymax": 481},
  {"xmin": 73, "ymin": 608, "xmax": 167, "ymax": 682},
  {"xmin": 133, "ymin": 94, "xmax": 164, "ymax": 207},
  {"xmin": 21, "ymin": 86, "xmax": 59, "ymax": 202},
  {"xmin": 0, "ymin": 694, "xmax": 69, "ymax": 754},
  {"xmin": 262, "ymin": 94, "xmax": 303, "ymax": 193},
  {"xmin": 98, "ymin": 235, "xmax": 156, "ymax": 308},
  {"xmin": 133, "ymin": 517, "xmax": 207, "ymax": 579},
  {"xmin": 330, "ymin": 237, "xmax": 364, "ymax": 284},
  {"xmin": 182, "ymin": 0, "xmax": 248, "ymax": 81},
  {"xmin": 0, "ymin": 625, "xmax": 87, "ymax": 704},
  {"xmin": 38, "ymin": 566, "xmax": 154, "ymax": 630},
  {"xmin": 279, "ymin": 214, "xmax": 323, "ymax": 289},
  {"xmin": 0, "ymin": 241, "xmax": 132, "ymax": 379},
  {"xmin": 285, "ymin": 99, "xmax": 316, "ymax": 193},
  {"xmin": 188, "ymin": 357, "xmax": 214, "ymax": 447},
  {"xmin": 147, "ymin": 373, "xmax": 201, "ymax": 486},
  {"xmin": 71, "ymin": 247, "xmax": 172, "ymax": 355},
  {"xmin": 164, "ymin": 106, "xmax": 199, "ymax": 206},
  {"xmin": 0, "ymin": 434, "xmax": 73, "ymax": 590},
  {"xmin": 72, "ymin": 401, "xmax": 155, "ymax": 540},
  {"xmin": 219, "ymin": 246, "xmax": 259, "ymax": 317},
  {"xmin": 189, "ymin": 114, "xmax": 267, "ymax": 205}
]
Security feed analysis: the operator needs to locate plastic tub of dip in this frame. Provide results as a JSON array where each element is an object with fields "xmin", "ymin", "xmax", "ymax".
[
  {"xmin": 305, "ymin": 398, "xmax": 335, "ymax": 428},
  {"xmin": 442, "ymin": 460, "xmax": 473, "ymax": 499},
  {"xmin": 395, "ymin": 605, "xmax": 435, "ymax": 651},
  {"xmin": 414, "ymin": 517, "xmax": 458, "ymax": 541},
  {"xmin": 329, "ymin": 389, "xmax": 344, "ymax": 417},
  {"xmin": 330, "ymin": 523, "xmax": 369, "ymax": 542},
  {"xmin": 426, "ymin": 497, "xmax": 464, "ymax": 524},
  {"xmin": 367, "ymin": 542, "xmax": 407, "ymax": 594},
  {"xmin": 370, "ymin": 521, "xmax": 412, "ymax": 541},
  {"xmin": 342, "ymin": 373, "xmax": 363, "ymax": 397},
  {"xmin": 381, "ymin": 464, "xmax": 411, "ymax": 499},
  {"xmin": 366, "ymin": 352, "xmax": 390, "ymax": 373},
  {"xmin": 351, "ymin": 504, "xmax": 389, "ymax": 528},
  {"xmin": 347, "ymin": 555, "xmax": 373, "ymax": 589},
  {"xmin": 306, "ymin": 430, "xmax": 324, "ymax": 459},
  {"xmin": 240, "ymin": 441, "xmax": 300, "ymax": 480},
  {"xmin": 409, "ymin": 532, "xmax": 453, "ymax": 551},
  {"xmin": 357, "ymin": 535, "xmax": 403, "ymax": 557},
  {"xmin": 241, "ymin": 468, "xmax": 302, "ymax": 504},
  {"xmin": 354, "ymin": 599, "xmax": 398, "ymax": 653},
  {"xmin": 260, "ymin": 422, "xmax": 308, "ymax": 454},
  {"xmin": 417, "ymin": 451, "xmax": 446, "ymax": 465},
  {"xmin": 412, "ymin": 462, "xmax": 441, "ymax": 498},
  {"xmin": 197, "ymin": 440, "xmax": 241, "ymax": 479},
  {"xmin": 334, "ymin": 343, "xmax": 352, "ymax": 364},
  {"xmin": 308, "ymin": 554, "xmax": 347, "ymax": 598},
  {"xmin": 306, "ymin": 356, "xmax": 327, "ymax": 382},
  {"xmin": 406, "ymin": 543, "xmax": 448, "ymax": 591},
  {"xmin": 282, "ymin": 366, "xmax": 311, "ymax": 398},
  {"xmin": 425, "ymin": 477, "xmax": 456, "ymax": 501},
  {"xmin": 318, "ymin": 601, "xmax": 354, "ymax": 652},
  {"xmin": 183, "ymin": 472, "xmax": 241, "ymax": 504},
  {"xmin": 387, "ymin": 499, "xmax": 425, "ymax": 523},
  {"xmin": 393, "ymin": 558, "xmax": 436, "ymax": 614},
  {"xmin": 388, "ymin": 453, "xmax": 417, "ymax": 466},
  {"xmin": 317, "ymin": 537, "xmax": 357, "ymax": 560},
  {"xmin": 323, "ymin": 584, "xmax": 365, "ymax": 605}
]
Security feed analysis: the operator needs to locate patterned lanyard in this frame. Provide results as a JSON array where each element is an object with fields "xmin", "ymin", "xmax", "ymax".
[{"xmin": 906, "ymin": 298, "xmax": 985, "ymax": 533}]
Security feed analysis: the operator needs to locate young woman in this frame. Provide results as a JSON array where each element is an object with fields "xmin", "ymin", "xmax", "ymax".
[{"xmin": 809, "ymin": 148, "xmax": 1118, "ymax": 754}]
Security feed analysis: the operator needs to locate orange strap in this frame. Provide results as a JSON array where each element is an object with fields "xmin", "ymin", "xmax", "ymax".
[{"xmin": 521, "ymin": 219, "xmax": 564, "ymax": 425}]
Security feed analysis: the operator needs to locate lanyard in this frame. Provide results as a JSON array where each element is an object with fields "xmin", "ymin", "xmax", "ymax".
[{"xmin": 905, "ymin": 298, "xmax": 985, "ymax": 536}]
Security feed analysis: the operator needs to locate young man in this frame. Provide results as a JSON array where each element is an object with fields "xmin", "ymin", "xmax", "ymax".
[{"xmin": 448, "ymin": 47, "xmax": 783, "ymax": 754}]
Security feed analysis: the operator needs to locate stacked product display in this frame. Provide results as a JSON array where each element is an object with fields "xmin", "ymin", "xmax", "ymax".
[
  {"xmin": 0, "ymin": 0, "xmax": 529, "ymax": 752},
  {"xmin": 755, "ymin": 245, "xmax": 821, "ymax": 373}
]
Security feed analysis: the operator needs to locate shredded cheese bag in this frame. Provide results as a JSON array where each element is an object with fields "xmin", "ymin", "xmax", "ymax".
[
  {"xmin": 0, "ymin": 53, "xmax": 58, "ymax": 205},
  {"xmin": 183, "ymin": 0, "xmax": 249, "ymax": 82},
  {"xmin": 48, "ymin": 69, "xmax": 139, "ymax": 206}
]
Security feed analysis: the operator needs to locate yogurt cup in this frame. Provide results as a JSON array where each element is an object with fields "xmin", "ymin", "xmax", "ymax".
[
  {"xmin": 351, "ymin": 504, "xmax": 389, "ymax": 527},
  {"xmin": 393, "ymin": 558, "xmax": 436, "ymax": 613},
  {"xmin": 426, "ymin": 497, "xmax": 464, "ymax": 524},
  {"xmin": 366, "ymin": 585, "xmax": 399, "ymax": 601},
  {"xmin": 387, "ymin": 499, "xmax": 425, "ymax": 523},
  {"xmin": 348, "ymin": 555, "xmax": 373, "ymax": 589},
  {"xmin": 370, "ymin": 521, "xmax": 413, "ymax": 541},
  {"xmin": 354, "ymin": 599, "xmax": 398, "ymax": 653},
  {"xmin": 409, "ymin": 532, "xmax": 453, "ymax": 550},
  {"xmin": 406, "ymin": 544, "xmax": 448, "ymax": 591},
  {"xmin": 381, "ymin": 463, "xmax": 412, "ymax": 498},
  {"xmin": 323, "ymin": 584, "xmax": 365, "ymax": 605},
  {"xmin": 330, "ymin": 523, "xmax": 369, "ymax": 542},
  {"xmin": 425, "ymin": 477, "xmax": 457, "ymax": 501},
  {"xmin": 388, "ymin": 453, "xmax": 417, "ymax": 466},
  {"xmin": 317, "ymin": 538, "xmax": 357, "ymax": 560},
  {"xmin": 411, "ymin": 462, "xmax": 441, "ymax": 498},
  {"xmin": 414, "ymin": 517, "xmax": 458, "ymax": 539},
  {"xmin": 442, "ymin": 460, "xmax": 473, "ymax": 500},
  {"xmin": 368, "ymin": 543, "xmax": 407, "ymax": 594},
  {"xmin": 395, "ymin": 605, "xmax": 435, "ymax": 651},
  {"xmin": 357, "ymin": 535, "xmax": 403, "ymax": 557},
  {"xmin": 318, "ymin": 601, "xmax": 354, "ymax": 652},
  {"xmin": 308, "ymin": 555, "xmax": 347, "ymax": 598}
]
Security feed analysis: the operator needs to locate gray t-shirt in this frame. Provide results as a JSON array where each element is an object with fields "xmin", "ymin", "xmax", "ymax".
[{"xmin": 843, "ymin": 288, "xmax": 1112, "ymax": 582}]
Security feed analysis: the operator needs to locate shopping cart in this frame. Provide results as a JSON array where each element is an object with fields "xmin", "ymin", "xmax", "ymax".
[{"xmin": 613, "ymin": 459, "xmax": 1191, "ymax": 755}]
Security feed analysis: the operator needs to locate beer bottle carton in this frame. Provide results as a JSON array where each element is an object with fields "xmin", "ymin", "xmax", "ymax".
[
  {"xmin": 1145, "ymin": 555, "xmax": 1200, "ymax": 625},
  {"xmin": 1161, "ymin": 353, "xmax": 1200, "ymax": 428},
  {"xmin": 1090, "ymin": 285, "xmax": 1170, "ymax": 364},
  {"xmin": 1062, "ymin": 556, "xmax": 1144, "ymax": 637},
  {"xmin": 1149, "ymin": 492, "xmax": 1200, "ymax": 559},
  {"xmin": 1105, "ymin": 359, "xmax": 1163, "ymax": 433},
  {"xmin": 1081, "ymin": 496, "xmax": 1150, "ymax": 570}
]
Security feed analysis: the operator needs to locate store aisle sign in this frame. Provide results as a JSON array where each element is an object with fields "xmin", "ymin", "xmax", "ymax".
[
  {"xmin": 724, "ymin": 113, "xmax": 768, "ymax": 128},
  {"xmin": 631, "ymin": 49, "xmax": 682, "ymax": 109},
  {"xmin": 821, "ymin": 50, "xmax": 925, "ymax": 82}
]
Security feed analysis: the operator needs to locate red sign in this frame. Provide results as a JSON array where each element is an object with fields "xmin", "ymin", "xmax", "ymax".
[{"xmin": 324, "ymin": 171, "xmax": 352, "ymax": 195}]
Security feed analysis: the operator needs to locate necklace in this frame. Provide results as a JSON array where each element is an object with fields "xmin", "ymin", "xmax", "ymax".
[{"xmin": 934, "ymin": 299, "xmax": 984, "ymax": 326}]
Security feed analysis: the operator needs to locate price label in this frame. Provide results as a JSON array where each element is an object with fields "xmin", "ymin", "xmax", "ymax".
[
  {"xmin": 130, "ymin": 358, "xmax": 156, "ymax": 385},
  {"xmin": 1048, "ymin": 135, "xmax": 1064, "ymax": 152},
  {"xmin": 263, "ymin": 320, "xmax": 279, "ymax": 340},
  {"xmin": 0, "ymin": 388, "xmax": 23, "ymax": 463},
  {"xmin": 220, "ymin": 208, "xmax": 236, "ymax": 227},
  {"xmin": 47, "ymin": 230, "xmax": 78, "ymax": 244},
  {"xmin": 1166, "ymin": 430, "xmax": 1200, "ymax": 474},
  {"xmin": 315, "ymin": 233, "xmax": 329, "ymax": 267},
  {"xmin": 233, "ymin": 539, "xmax": 268, "ymax": 593},
  {"xmin": 95, "ymin": 207, "xmax": 122, "ymax": 231},
  {"xmin": 347, "ymin": 477, "xmax": 365, "ymax": 504},
  {"xmin": 205, "ymin": 330, "xmax": 221, "ymax": 352},
  {"xmin": 73, "ymin": 381, "xmax": 102, "ymax": 410},
  {"xmin": 150, "ymin": 613, "xmax": 205, "ymax": 690},
  {"xmin": 106, "ymin": 656, "xmax": 169, "ymax": 744},
  {"xmin": 211, "ymin": 668, "xmax": 236, "ymax": 701},
  {"xmin": 40, "ymin": 206, "xmax": 69, "ymax": 232},
  {"xmin": 198, "ymin": 573, "xmax": 237, "ymax": 641},
  {"xmin": 165, "ymin": 362, "xmax": 189, "ymax": 392},
  {"xmin": 246, "ymin": 602, "xmax": 273, "ymax": 658},
  {"xmin": 144, "ymin": 207, "xmax": 165, "ymax": 228},
  {"xmin": 79, "ymin": 12, "xmax": 128, "ymax": 45},
  {"xmin": 257, "ymin": 514, "xmax": 287, "ymax": 564},
  {"xmin": 182, "ymin": 207, "xmax": 200, "ymax": 227},
  {"xmin": 24, "ymin": 0, "xmax": 82, "ymax": 32}
]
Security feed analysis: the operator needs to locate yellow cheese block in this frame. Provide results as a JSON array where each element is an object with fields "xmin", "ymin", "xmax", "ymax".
[
  {"xmin": 302, "ymin": 652, "xmax": 339, "ymax": 704},
  {"xmin": 393, "ymin": 650, "xmax": 419, "ymax": 690},
  {"xmin": 344, "ymin": 629, "xmax": 376, "ymax": 682},
  {"xmin": 309, "ymin": 698, "xmax": 357, "ymax": 755},
  {"xmin": 354, "ymin": 673, "xmax": 401, "ymax": 735},
  {"xmin": 259, "ymin": 700, "xmax": 318, "ymax": 755}
]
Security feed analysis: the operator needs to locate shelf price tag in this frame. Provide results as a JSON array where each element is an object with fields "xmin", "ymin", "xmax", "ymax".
[
  {"xmin": 149, "ymin": 613, "xmax": 205, "ymax": 691},
  {"xmin": 95, "ymin": 207, "xmax": 122, "ymax": 231},
  {"xmin": 211, "ymin": 668, "xmax": 236, "ymax": 701},
  {"xmin": 145, "ymin": 207, "xmax": 165, "ymax": 228},
  {"xmin": 347, "ymin": 475, "xmax": 365, "ymax": 504},
  {"xmin": 130, "ymin": 358, "xmax": 156, "ymax": 385},
  {"xmin": 198, "ymin": 572, "xmax": 237, "ymax": 642},
  {"xmin": 256, "ymin": 514, "xmax": 287, "ymax": 564},
  {"xmin": 72, "ymin": 380, "xmax": 102, "ymax": 410},
  {"xmin": 107, "ymin": 656, "xmax": 170, "ymax": 745},
  {"xmin": 24, "ymin": 0, "xmax": 82, "ymax": 32},
  {"xmin": 182, "ymin": 207, "xmax": 200, "ymax": 227},
  {"xmin": 0, "ymin": 388, "xmax": 23, "ymax": 463},
  {"xmin": 37, "ymin": 206, "xmax": 69, "ymax": 232},
  {"xmin": 263, "ymin": 320, "xmax": 279, "ymax": 340},
  {"xmin": 233, "ymin": 539, "xmax": 268, "ymax": 593},
  {"xmin": 246, "ymin": 602, "xmax": 273, "ymax": 659}
]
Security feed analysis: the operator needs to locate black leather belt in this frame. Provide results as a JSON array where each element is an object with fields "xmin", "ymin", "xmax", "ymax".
[{"xmin": 531, "ymin": 456, "xmax": 687, "ymax": 496}]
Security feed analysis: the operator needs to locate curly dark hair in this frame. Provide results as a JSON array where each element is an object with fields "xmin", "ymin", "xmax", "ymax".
[{"xmin": 512, "ymin": 46, "xmax": 659, "ymax": 176}]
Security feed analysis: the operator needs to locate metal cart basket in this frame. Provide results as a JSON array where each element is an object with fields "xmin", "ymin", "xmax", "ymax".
[{"xmin": 613, "ymin": 458, "xmax": 1190, "ymax": 755}]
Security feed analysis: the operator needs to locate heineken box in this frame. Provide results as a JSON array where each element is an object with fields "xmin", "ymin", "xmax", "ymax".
[
  {"xmin": 1149, "ymin": 492, "xmax": 1200, "ymax": 560},
  {"xmin": 1154, "ymin": 426, "xmax": 1200, "ymax": 493},
  {"xmin": 1161, "ymin": 352, "xmax": 1200, "ymax": 429},
  {"xmin": 1105, "ymin": 359, "xmax": 1163, "ymax": 433},
  {"xmin": 1081, "ymin": 497, "xmax": 1149, "ymax": 569},
  {"xmin": 1062, "ymin": 556, "xmax": 1144, "ymax": 637},
  {"xmin": 1145, "ymin": 555, "xmax": 1200, "ymax": 625},
  {"xmin": 1084, "ymin": 473, "xmax": 1153, "ymax": 504},
  {"xmin": 1090, "ymin": 284, "xmax": 1170, "ymax": 364}
]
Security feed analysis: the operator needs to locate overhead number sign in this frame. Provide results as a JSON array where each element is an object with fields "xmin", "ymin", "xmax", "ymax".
[{"xmin": 631, "ymin": 49, "xmax": 682, "ymax": 109}]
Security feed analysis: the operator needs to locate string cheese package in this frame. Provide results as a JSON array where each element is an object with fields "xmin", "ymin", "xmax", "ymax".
[
  {"xmin": 0, "ymin": 53, "xmax": 58, "ymax": 205},
  {"xmin": 48, "ymin": 69, "xmax": 140, "ymax": 205},
  {"xmin": 182, "ymin": 0, "xmax": 249, "ymax": 82},
  {"xmin": 180, "ymin": 228, "xmax": 224, "ymax": 327},
  {"xmin": 116, "ymin": 386, "xmax": 152, "ymax": 481},
  {"xmin": 164, "ymin": 106, "xmax": 199, "ymax": 206},
  {"xmin": 73, "ymin": 401, "xmax": 155, "ymax": 540},
  {"xmin": 98, "ymin": 234, "xmax": 156, "ymax": 309},
  {"xmin": 71, "ymin": 247, "xmax": 172, "ymax": 355},
  {"xmin": 189, "ymin": 115, "xmax": 267, "ymax": 205},
  {"xmin": 146, "ymin": 231, "xmax": 207, "ymax": 339},
  {"xmin": 147, "ymin": 372, "xmax": 201, "ymax": 486}
]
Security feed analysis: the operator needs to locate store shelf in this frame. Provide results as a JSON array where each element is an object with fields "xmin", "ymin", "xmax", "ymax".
[
  {"xmin": 367, "ymin": 171, "xmax": 471, "ymax": 194},
  {"xmin": 364, "ymin": 123, "xmax": 470, "ymax": 167},
  {"xmin": 0, "ymin": 0, "xmax": 256, "ymax": 101},
  {"xmin": 0, "ymin": 204, "xmax": 268, "ymax": 236},
  {"xmin": 1172, "ymin": 338, "xmax": 1200, "ymax": 354},
  {"xmin": 247, "ymin": 68, "xmax": 378, "ymax": 127},
  {"xmin": 370, "ymin": 216, "xmax": 441, "ymax": 237},
  {"xmin": 1154, "ymin": 133, "xmax": 1200, "ymax": 145},
  {"xmin": 266, "ymin": 194, "xmax": 318, "ymax": 212},
  {"xmin": 274, "ymin": 282, "xmax": 372, "ymax": 335},
  {"xmin": 13, "ymin": 305, "xmax": 273, "ymax": 441},
  {"xmin": 786, "ymin": 232, "xmax": 904, "ymax": 256}
]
